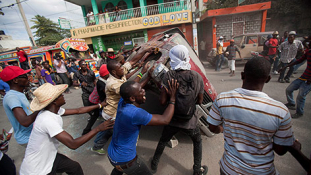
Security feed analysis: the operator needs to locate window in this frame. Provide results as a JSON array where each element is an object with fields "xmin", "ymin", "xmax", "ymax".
[
  {"xmin": 245, "ymin": 36, "xmax": 257, "ymax": 44},
  {"xmin": 105, "ymin": 2, "xmax": 114, "ymax": 12},
  {"xmin": 233, "ymin": 36, "xmax": 243, "ymax": 45},
  {"xmin": 117, "ymin": 0, "xmax": 128, "ymax": 10}
]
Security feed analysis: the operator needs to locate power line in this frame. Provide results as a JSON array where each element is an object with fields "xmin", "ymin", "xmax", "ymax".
[
  {"xmin": 24, "ymin": 1, "xmax": 39, "ymax": 15},
  {"xmin": 0, "ymin": 0, "xmax": 28, "ymax": 10}
]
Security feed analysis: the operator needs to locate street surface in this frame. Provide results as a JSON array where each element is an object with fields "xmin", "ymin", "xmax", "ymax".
[{"xmin": 0, "ymin": 60, "xmax": 309, "ymax": 175}]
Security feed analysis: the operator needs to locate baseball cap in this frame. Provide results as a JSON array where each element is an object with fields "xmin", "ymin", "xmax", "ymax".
[
  {"xmin": 230, "ymin": 39, "xmax": 234, "ymax": 42},
  {"xmin": 0, "ymin": 66, "xmax": 31, "ymax": 82},
  {"xmin": 99, "ymin": 64, "xmax": 109, "ymax": 77},
  {"xmin": 219, "ymin": 36, "xmax": 224, "ymax": 39}
]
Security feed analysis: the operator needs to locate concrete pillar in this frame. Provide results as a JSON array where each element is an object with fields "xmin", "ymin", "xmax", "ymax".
[
  {"xmin": 261, "ymin": 10, "xmax": 267, "ymax": 32},
  {"xmin": 91, "ymin": 0, "xmax": 99, "ymax": 24},
  {"xmin": 139, "ymin": 0, "xmax": 146, "ymax": 17},
  {"xmin": 81, "ymin": 5, "xmax": 87, "ymax": 26},
  {"xmin": 191, "ymin": 0, "xmax": 199, "ymax": 54}
]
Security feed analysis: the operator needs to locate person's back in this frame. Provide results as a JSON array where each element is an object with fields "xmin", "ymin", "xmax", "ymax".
[
  {"xmin": 207, "ymin": 57, "xmax": 294, "ymax": 175},
  {"xmin": 210, "ymin": 88, "xmax": 292, "ymax": 174}
]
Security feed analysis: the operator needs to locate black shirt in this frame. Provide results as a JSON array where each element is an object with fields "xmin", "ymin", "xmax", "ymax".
[
  {"xmin": 73, "ymin": 69, "xmax": 96, "ymax": 95},
  {"xmin": 97, "ymin": 79, "xmax": 106, "ymax": 102}
]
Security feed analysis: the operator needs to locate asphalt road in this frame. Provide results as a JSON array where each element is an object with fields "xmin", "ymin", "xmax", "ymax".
[{"xmin": 0, "ymin": 60, "xmax": 309, "ymax": 175}]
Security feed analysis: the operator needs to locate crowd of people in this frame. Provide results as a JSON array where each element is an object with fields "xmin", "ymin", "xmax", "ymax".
[{"xmin": 0, "ymin": 33, "xmax": 310, "ymax": 175}]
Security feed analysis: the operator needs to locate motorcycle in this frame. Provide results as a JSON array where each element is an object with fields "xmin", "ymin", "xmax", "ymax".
[{"xmin": 24, "ymin": 82, "xmax": 38, "ymax": 101}]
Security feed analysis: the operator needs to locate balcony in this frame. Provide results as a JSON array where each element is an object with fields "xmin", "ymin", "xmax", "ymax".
[{"xmin": 84, "ymin": 0, "xmax": 191, "ymax": 26}]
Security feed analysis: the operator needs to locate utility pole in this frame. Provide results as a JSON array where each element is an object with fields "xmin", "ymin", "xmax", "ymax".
[
  {"xmin": 16, "ymin": 0, "xmax": 37, "ymax": 46},
  {"xmin": 191, "ymin": 0, "xmax": 199, "ymax": 55}
]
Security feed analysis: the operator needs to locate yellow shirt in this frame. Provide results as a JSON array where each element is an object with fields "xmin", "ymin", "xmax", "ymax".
[
  {"xmin": 103, "ymin": 62, "xmax": 132, "ymax": 118},
  {"xmin": 217, "ymin": 43, "xmax": 223, "ymax": 55}
]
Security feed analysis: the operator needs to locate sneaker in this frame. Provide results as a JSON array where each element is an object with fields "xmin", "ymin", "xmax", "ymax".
[
  {"xmin": 292, "ymin": 113, "xmax": 303, "ymax": 119},
  {"xmin": 278, "ymin": 79, "xmax": 285, "ymax": 83},
  {"xmin": 273, "ymin": 71, "xmax": 279, "ymax": 75},
  {"xmin": 193, "ymin": 165, "xmax": 208, "ymax": 175},
  {"xmin": 150, "ymin": 158, "xmax": 158, "ymax": 174},
  {"xmin": 285, "ymin": 103, "xmax": 296, "ymax": 110},
  {"xmin": 285, "ymin": 79, "xmax": 290, "ymax": 83},
  {"xmin": 91, "ymin": 147, "xmax": 106, "ymax": 155}
]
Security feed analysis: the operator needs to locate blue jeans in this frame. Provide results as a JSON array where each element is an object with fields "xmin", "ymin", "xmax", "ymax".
[
  {"xmin": 38, "ymin": 79, "xmax": 45, "ymax": 85},
  {"xmin": 215, "ymin": 54, "xmax": 225, "ymax": 71},
  {"xmin": 58, "ymin": 73, "xmax": 70, "ymax": 92},
  {"xmin": 269, "ymin": 54, "xmax": 279, "ymax": 72},
  {"xmin": 294, "ymin": 59, "xmax": 307, "ymax": 72},
  {"xmin": 110, "ymin": 156, "xmax": 152, "ymax": 175},
  {"xmin": 279, "ymin": 59, "xmax": 296, "ymax": 81},
  {"xmin": 286, "ymin": 79, "xmax": 311, "ymax": 115},
  {"xmin": 93, "ymin": 127, "xmax": 113, "ymax": 150}
]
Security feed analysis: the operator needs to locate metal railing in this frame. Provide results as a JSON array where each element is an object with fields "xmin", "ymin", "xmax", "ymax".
[{"xmin": 84, "ymin": 0, "xmax": 191, "ymax": 26}]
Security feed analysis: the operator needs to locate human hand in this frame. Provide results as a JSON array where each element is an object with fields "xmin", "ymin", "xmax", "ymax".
[
  {"xmin": 81, "ymin": 82, "xmax": 88, "ymax": 87},
  {"xmin": 291, "ymin": 139, "xmax": 302, "ymax": 151},
  {"xmin": 148, "ymin": 65, "xmax": 156, "ymax": 77},
  {"xmin": 100, "ymin": 100, "xmax": 107, "ymax": 108},
  {"xmin": 146, "ymin": 47, "xmax": 155, "ymax": 53},
  {"xmin": 120, "ymin": 45, "xmax": 124, "ymax": 50},
  {"xmin": 141, "ymin": 61, "xmax": 150, "ymax": 74},
  {"xmin": 164, "ymin": 79, "xmax": 179, "ymax": 102},
  {"xmin": 307, "ymin": 79, "xmax": 311, "ymax": 85},
  {"xmin": 97, "ymin": 118, "xmax": 114, "ymax": 131}
]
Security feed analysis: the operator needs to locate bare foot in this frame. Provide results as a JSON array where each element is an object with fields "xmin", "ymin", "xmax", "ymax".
[{"xmin": 230, "ymin": 74, "xmax": 235, "ymax": 77}]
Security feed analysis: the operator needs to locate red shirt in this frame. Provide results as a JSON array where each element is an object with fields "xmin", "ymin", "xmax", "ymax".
[
  {"xmin": 17, "ymin": 50, "xmax": 27, "ymax": 63},
  {"xmin": 268, "ymin": 38, "xmax": 278, "ymax": 55}
]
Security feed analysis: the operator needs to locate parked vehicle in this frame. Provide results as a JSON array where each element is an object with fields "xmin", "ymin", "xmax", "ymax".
[
  {"xmin": 207, "ymin": 31, "xmax": 273, "ymax": 67},
  {"xmin": 127, "ymin": 28, "xmax": 217, "ymax": 137}
]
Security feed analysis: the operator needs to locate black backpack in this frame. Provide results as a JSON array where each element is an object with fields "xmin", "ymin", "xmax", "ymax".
[{"xmin": 167, "ymin": 70, "xmax": 197, "ymax": 121}]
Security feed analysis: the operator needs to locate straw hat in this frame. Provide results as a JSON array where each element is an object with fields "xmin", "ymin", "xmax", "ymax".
[
  {"xmin": 107, "ymin": 48, "xmax": 115, "ymax": 52},
  {"xmin": 273, "ymin": 31, "xmax": 279, "ymax": 35},
  {"xmin": 30, "ymin": 83, "xmax": 68, "ymax": 111}
]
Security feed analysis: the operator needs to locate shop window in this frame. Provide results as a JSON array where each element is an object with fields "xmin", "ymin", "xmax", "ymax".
[
  {"xmin": 105, "ymin": 2, "xmax": 114, "ymax": 12},
  {"xmin": 117, "ymin": 0, "xmax": 128, "ymax": 10}
]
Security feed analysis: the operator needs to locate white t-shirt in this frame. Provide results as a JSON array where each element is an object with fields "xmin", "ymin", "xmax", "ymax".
[{"xmin": 20, "ymin": 108, "xmax": 65, "ymax": 175}]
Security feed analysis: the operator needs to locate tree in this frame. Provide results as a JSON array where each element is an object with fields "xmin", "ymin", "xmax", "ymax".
[{"xmin": 31, "ymin": 15, "xmax": 70, "ymax": 46}]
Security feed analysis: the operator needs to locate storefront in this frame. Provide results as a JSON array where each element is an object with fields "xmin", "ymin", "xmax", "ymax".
[{"xmin": 70, "ymin": 10, "xmax": 193, "ymax": 55}]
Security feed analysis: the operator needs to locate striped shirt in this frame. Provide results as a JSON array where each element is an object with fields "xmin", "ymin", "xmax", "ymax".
[
  {"xmin": 297, "ymin": 49, "xmax": 311, "ymax": 81},
  {"xmin": 207, "ymin": 88, "xmax": 294, "ymax": 175}
]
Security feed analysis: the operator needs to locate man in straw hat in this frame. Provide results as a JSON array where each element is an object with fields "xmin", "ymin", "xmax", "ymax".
[
  {"xmin": 0, "ymin": 66, "xmax": 39, "ymax": 146},
  {"xmin": 106, "ymin": 48, "xmax": 124, "ymax": 63},
  {"xmin": 20, "ymin": 83, "xmax": 114, "ymax": 175},
  {"xmin": 278, "ymin": 31, "xmax": 304, "ymax": 83}
]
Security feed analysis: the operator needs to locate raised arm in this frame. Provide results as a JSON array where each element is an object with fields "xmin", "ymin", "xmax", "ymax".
[
  {"xmin": 147, "ymin": 79, "xmax": 178, "ymax": 126},
  {"xmin": 63, "ymin": 101, "xmax": 107, "ymax": 116},
  {"xmin": 127, "ymin": 47, "xmax": 154, "ymax": 66}
]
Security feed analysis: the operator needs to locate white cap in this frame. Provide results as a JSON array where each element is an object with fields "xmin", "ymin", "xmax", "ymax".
[
  {"xmin": 219, "ymin": 36, "xmax": 223, "ymax": 39},
  {"xmin": 289, "ymin": 31, "xmax": 296, "ymax": 35}
]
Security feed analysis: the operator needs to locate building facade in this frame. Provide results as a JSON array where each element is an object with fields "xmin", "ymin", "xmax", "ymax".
[{"xmin": 66, "ymin": 0, "xmax": 195, "ymax": 55}]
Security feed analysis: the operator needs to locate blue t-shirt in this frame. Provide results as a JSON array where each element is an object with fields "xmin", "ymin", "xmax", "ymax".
[
  {"xmin": 0, "ymin": 80, "xmax": 10, "ymax": 91},
  {"xmin": 3, "ymin": 90, "xmax": 33, "ymax": 144},
  {"xmin": 108, "ymin": 98, "xmax": 152, "ymax": 163}
]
